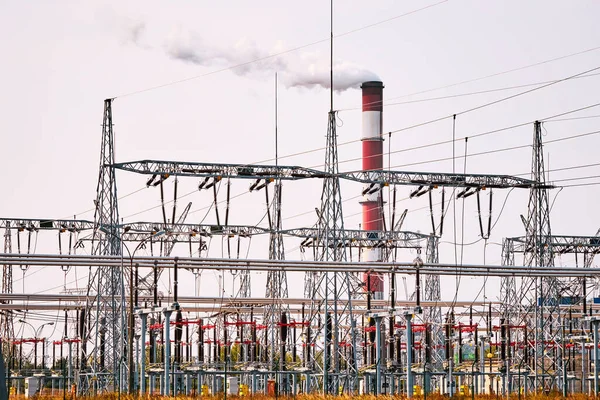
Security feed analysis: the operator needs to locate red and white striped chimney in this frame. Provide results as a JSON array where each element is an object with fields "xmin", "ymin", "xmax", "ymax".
[{"xmin": 361, "ymin": 81, "xmax": 384, "ymax": 300}]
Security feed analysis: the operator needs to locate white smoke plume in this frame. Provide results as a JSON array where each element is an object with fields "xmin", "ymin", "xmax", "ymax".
[
  {"xmin": 99, "ymin": 8, "xmax": 148, "ymax": 48},
  {"xmin": 165, "ymin": 30, "xmax": 288, "ymax": 79},
  {"xmin": 126, "ymin": 21, "xmax": 146, "ymax": 47},
  {"xmin": 164, "ymin": 29, "xmax": 379, "ymax": 92},
  {"xmin": 285, "ymin": 59, "xmax": 380, "ymax": 91}
]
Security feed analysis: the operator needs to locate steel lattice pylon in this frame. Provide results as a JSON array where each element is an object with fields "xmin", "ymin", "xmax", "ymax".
[
  {"xmin": 1, "ymin": 223, "xmax": 13, "ymax": 360},
  {"xmin": 502, "ymin": 232, "xmax": 600, "ymax": 391},
  {"xmin": 264, "ymin": 181, "xmax": 290, "ymax": 371},
  {"xmin": 82, "ymin": 99, "xmax": 127, "ymax": 393},
  {"xmin": 525, "ymin": 121, "xmax": 559, "ymax": 391},
  {"xmin": 503, "ymin": 121, "xmax": 559, "ymax": 392},
  {"xmin": 308, "ymin": 111, "xmax": 359, "ymax": 394},
  {"xmin": 423, "ymin": 235, "xmax": 443, "ymax": 367}
]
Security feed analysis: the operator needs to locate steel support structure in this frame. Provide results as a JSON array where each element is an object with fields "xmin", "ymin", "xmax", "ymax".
[
  {"xmin": 308, "ymin": 111, "xmax": 359, "ymax": 394},
  {"xmin": 502, "ymin": 121, "xmax": 559, "ymax": 392},
  {"xmin": 424, "ymin": 236, "xmax": 443, "ymax": 367},
  {"xmin": 1, "ymin": 223, "xmax": 13, "ymax": 361},
  {"xmin": 264, "ymin": 180, "xmax": 290, "ymax": 374},
  {"xmin": 503, "ymin": 233, "xmax": 600, "ymax": 392},
  {"xmin": 81, "ymin": 99, "xmax": 127, "ymax": 393},
  {"xmin": 111, "ymin": 160, "xmax": 539, "ymax": 189}
]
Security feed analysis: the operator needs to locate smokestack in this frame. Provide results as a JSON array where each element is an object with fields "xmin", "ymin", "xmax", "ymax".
[{"xmin": 361, "ymin": 81, "xmax": 384, "ymax": 300}]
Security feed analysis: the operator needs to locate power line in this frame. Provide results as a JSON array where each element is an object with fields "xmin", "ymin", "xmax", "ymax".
[
  {"xmin": 342, "ymin": 71, "xmax": 600, "ymax": 111},
  {"xmin": 513, "ymin": 161, "xmax": 600, "ymax": 177},
  {"xmin": 123, "ymin": 123, "xmax": 600, "ymax": 221},
  {"xmin": 261, "ymin": 98, "xmax": 600, "ymax": 171},
  {"xmin": 110, "ymin": 98, "xmax": 600, "ymax": 221},
  {"xmin": 380, "ymin": 44, "xmax": 600, "ymax": 105},
  {"xmin": 552, "ymin": 174, "xmax": 600, "ymax": 184},
  {"xmin": 386, "ymin": 64, "xmax": 600, "ymax": 137},
  {"xmin": 545, "ymin": 114, "xmax": 600, "ymax": 123},
  {"xmin": 390, "ymin": 128, "xmax": 600, "ymax": 169},
  {"xmin": 561, "ymin": 181, "xmax": 600, "ymax": 188},
  {"xmin": 57, "ymin": 185, "xmax": 148, "ymax": 220}
]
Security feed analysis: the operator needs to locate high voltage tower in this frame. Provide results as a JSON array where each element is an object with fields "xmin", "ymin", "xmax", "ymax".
[
  {"xmin": 83, "ymin": 99, "xmax": 127, "ymax": 393},
  {"xmin": 499, "ymin": 121, "xmax": 600, "ymax": 393},
  {"xmin": 310, "ymin": 110, "xmax": 358, "ymax": 393},
  {"xmin": 1, "ymin": 223, "xmax": 13, "ymax": 359},
  {"xmin": 2, "ymin": 83, "xmax": 600, "ymax": 398}
]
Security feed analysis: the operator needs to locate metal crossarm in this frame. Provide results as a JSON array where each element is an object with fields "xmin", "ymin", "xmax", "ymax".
[
  {"xmin": 0, "ymin": 218, "xmax": 95, "ymax": 231},
  {"xmin": 111, "ymin": 160, "xmax": 544, "ymax": 188}
]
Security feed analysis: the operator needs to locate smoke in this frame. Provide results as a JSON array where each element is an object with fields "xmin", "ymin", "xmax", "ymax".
[
  {"xmin": 127, "ymin": 21, "xmax": 146, "ymax": 47},
  {"xmin": 165, "ymin": 30, "xmax": 288, "ymax": 79},
  {"xmin": 116, "ymin": 21, "xmax": 379, "ymax": 91},
  {"xmin": 164, "ymin": 29, "xmax": 379, "ymax": 92},
  {"xmin": 100, "ymin": 8, "xmax": 147, "ymax": 48},
  {"xmin": 285, "ymin": 59, "xmax": 380, "ymax": 92}
]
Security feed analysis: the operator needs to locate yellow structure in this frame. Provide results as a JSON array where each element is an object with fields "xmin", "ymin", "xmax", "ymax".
[
  {"xmin": 414, "ymin": 385, "xmax": 422, "ymax": 395},
  {"xmin": 239, "ymin": 384, "xmax": 249, "ymax": 396},
  {"xmin": 201, "ymin": 384, "xmax": 210, "ymax": 395}
]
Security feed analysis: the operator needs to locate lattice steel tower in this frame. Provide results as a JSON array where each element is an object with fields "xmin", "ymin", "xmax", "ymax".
[
  {"xmin": 423, "ymin": 235, "xmax": 443, "ymax": 366},
  {"xmin": 309, "ymin": 110, "xmax": 359, "ymax": 393},
  {"xmin": 522, "ymin": 121, "xmax": 557, "ymax": 390},
  {"xmin": 1, "ymin": 223, "xmax": 14, "ymax": 357},
  {"xmin": 82, "ymin": 99, "xmax": 127, "ymax": 392},
  {"xmin": 264, "ymin": 180, "xmax": 289, "ymax": 370}
]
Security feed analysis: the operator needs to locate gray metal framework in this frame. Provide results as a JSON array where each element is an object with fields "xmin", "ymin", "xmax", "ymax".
[
  {"xmin": 4, "ymin": 253, "xmax": 600, "ymax": 277},
  {"xmin": 423, "ymin": 236, "xmax": 442, "ymax": 367},
  {"xmin": 500, "ymin": 121, "xmax": 564, "ymax": 393},
  {"xmin": 2, "ymin": 94, "xmax": 583, "ymax": 397},
  {"xmin": 82, "ymin": 99, "xmax": 127, "ymax": 393},
  {"xmin": 308, "ymin": 111, "xmax": 359, "ymax": 393},
  {"xmin": 264, "ymin": 180, "xmax": 290, "ymax": 371},
  {"xmin": 116, "ymin": 221, "xmax": 429, "ymax": 249},
  {"xmin": 0, "ymin": 218, "xmax": 94, "ymax": 232},
  {"xmin": 524, "ymin": 122, "xmax": 558, "ymax": 391},
  {"xmin": 502, "ymin": 233, "xmax": 600, "ymax": 385},
  {"xmin": 1, "ymin": 223, "xmax": 14, "ymax": 359},
  {"xmin": 110, "ymin": 160, "xmax": 540, "ymax": 188},
  {"xmin": 503, "ymin": 235, "xmax": 600, "ymax": 254}
]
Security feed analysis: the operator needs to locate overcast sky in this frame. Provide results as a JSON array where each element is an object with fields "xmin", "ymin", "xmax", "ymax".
[{"xmin": 1, "ymin": 1, "xmax": 600, "ymax": 337}]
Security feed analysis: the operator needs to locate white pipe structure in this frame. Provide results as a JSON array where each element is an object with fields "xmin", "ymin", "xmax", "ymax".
[
  {"xmin": 1, "ymin": 253, "xmax": 599, "ymax": 277},
  {"xmin": 0, "ymin": 293, "xmax": 491, "ymax": 307}
]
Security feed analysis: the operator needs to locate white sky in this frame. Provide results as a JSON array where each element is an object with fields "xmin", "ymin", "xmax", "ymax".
[{"xmin": 1, "ymin": 0, "xmax": 600, "ymax": 338}]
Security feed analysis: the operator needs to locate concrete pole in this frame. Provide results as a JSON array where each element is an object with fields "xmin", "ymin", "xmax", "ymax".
[
  {"xmin": 594, "ymin": 319, "xmax": 599, "ymax": 397},
  {"xmin": 140, "ymin": 313, "xmax": 147, "ymax": 395},
  {"xmin": 582, "ymin": 338, "xmax": 587, "ymax": 394},
  {"xmin": 406, "ymin": 313, "xmax": 414, "ymax": 398},
  {"xmin": 375, "ymin": 316, "xmax": 382, "ymax": 395},
  {"xmin": 67, "ymin": 341, "xmax": 72, "ymax": 387},
  {"xmin": 479, "ymin": 337, "xmax": 485, "ymax": 394},
  {"xmin": 164, "ymin": 309, "xmax": 172, "ymax": 396},
  {"xmin": 323, "ymin": 276, "xmax": 329, "ymax": 395}
]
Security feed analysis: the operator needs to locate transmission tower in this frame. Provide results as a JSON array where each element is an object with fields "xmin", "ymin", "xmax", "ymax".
[
  {"xmin": 423, "ymin": 235, "xmax": 443, "ymax": 366},
  {"xmin": 82, "ymin": 98, "xmax": 127, "ymax": 393},
  {"xmin": 522, "ymin": 121, "xmax": 558, "ymax": 390},
  {"xmin": 309, "ymin": 110, "xmax": 359, "ymax": 393},
  {"xmin": 1, "ymin": 223, "xmax": 13, "ymax": 358},
  {"xmin": 264, "ymin": 180, "xmax": 289, "ymax": 371}
]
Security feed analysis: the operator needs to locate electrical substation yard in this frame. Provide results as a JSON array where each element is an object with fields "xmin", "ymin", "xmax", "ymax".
[
  {"xmin": 1, "ymin": 76, "xmax": 599, "ymax": 398},
  {"xmin": 8, "ymin": 2, "xmax": 600, "ymax": 391}
]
